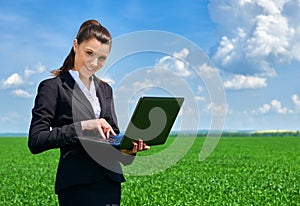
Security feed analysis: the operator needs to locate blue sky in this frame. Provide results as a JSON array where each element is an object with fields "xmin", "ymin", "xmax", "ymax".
[{"xmin": 1, "ymin": 0, "xmax": 300, "ymax": 133}]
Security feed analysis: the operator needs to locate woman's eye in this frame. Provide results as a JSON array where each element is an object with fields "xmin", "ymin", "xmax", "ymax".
[
  {"xmin": 97, "ymin": 56, "xmax": 107, "ymax": 64},
  {"xmin": 99, "ymin": 56, "xmax": 106, "ymax": 61},
  {"xmin": 86, "ymin": 51, "xmax": 93, "ymax": 56}
]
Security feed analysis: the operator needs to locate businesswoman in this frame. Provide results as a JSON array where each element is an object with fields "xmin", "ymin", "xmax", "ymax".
[{"xmin": 28, "ymin": 20, "xmax": 149, "ymax": 206}]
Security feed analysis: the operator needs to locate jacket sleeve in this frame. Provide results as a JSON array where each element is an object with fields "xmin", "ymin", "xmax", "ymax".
[{"xmin": 28, "ymin": 79, "xmax": 81, "ymax": 154}]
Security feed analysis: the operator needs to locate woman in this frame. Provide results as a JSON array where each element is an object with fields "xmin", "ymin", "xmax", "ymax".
[{"xmin": 28, "ymin": 19, "xmax": 149, "ymax": 206}]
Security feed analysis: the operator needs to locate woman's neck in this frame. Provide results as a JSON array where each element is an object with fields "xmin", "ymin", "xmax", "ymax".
[{"xmin": 79, "ymin": 74, "xmax": 91, "ymax": 90}]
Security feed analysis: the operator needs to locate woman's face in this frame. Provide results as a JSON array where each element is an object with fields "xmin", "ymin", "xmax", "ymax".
[{"xmin": 73, "ymin": 38, "xmax": 110, "ymax": 80}]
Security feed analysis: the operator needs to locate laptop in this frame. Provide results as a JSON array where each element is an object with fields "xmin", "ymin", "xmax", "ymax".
[{"xmin": 79, "ymin": 96, "xmax": 184, "ymax": 149}]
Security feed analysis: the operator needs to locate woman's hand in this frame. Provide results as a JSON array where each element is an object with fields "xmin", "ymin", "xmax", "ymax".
[
  {"xmin": 81, "ymin": 118, "xmax": 116, "ymax": 139},
  {"xmin": 120, "ymin": 139, "xmax": 150, "ymax": 155}
]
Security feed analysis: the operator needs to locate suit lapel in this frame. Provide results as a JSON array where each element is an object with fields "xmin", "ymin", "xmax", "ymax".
[
  {"xmin": 61, "ymin": 72, "xmax": 95, "ymax": 118},
  {"xmin": 94, "ymin": 76, "xmax": 106, "ymax": 118}
]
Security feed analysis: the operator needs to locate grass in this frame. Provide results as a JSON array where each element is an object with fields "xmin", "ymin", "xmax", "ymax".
[
  {"xmin": 0, "ymin": 136, "xmax": 300, "ymax": 205},
  {"xmin": 0, "ymin": 138, "xmax": 58, "ymax": 205}
]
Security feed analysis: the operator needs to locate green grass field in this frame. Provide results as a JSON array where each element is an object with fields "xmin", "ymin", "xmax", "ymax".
[{"xmin": 1, "ymin": 136, "xmax": 300, "ymax": 205}]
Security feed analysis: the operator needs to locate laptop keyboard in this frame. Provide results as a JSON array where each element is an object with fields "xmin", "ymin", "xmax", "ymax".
[
  {"xmin": 78, "ymin": 133, "xmax": 123, "ymax": 146},
  {"xmin": 107, "ymin": 136, "xmax": 122, "ymax": 145}
]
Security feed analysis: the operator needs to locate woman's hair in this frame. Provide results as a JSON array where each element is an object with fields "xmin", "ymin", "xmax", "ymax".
[{"xmin": 52, "ymin": 19, "xmax": 112, "ymax": 76}]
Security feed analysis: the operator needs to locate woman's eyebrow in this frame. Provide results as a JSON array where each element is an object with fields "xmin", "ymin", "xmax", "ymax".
[
  {"xmin": 85, "ymin": 47, "xmax": 107, "ymax": 57},
  {"xmin": 85, "ymin": 47, "xmax": 95, "ymax": 51}
]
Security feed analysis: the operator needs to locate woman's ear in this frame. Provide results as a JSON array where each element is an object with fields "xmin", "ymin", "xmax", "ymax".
[{"xmin": 73, "ymin": 39, "xmax": 78, "ymax": 53}]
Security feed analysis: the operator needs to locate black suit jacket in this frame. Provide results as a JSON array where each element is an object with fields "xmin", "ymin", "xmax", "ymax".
[{"xmin": 28, "ymin": 72, "xmax": 133, "ymax": 194}]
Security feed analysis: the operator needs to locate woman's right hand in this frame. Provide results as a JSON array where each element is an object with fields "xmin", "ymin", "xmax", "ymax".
[{"xmin": 81, "ymin": 118, "xmax": 116, "ymax": 139}]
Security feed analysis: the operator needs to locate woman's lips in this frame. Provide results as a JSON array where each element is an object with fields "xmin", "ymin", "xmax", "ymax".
[{"xmin": 84, "ymin": 64, "xmax": 95, "ymax": 72}]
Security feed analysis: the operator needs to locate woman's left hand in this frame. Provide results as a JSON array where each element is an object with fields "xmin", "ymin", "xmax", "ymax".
[{"xmin": 120, "ymin": 139, "xmax": 150, "ymax": 155}]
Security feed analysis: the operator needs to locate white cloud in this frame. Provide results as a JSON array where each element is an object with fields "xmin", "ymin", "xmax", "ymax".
[
  {"xmin": 101, "ymin": 75, "xmax": 115, "ymax": 85},
  {"xmin": 155, "ymin": 48, "xmax": 191, "ymax": 77},
  {"xmin": 1, "ymin": 62, "xmax": 47, "ymax": 90},
  {"xmin": 209, "ymin": 0, "xmax": 300, "ymax": 76},
  {"xmin": 173, "ymin": 48, "xmax": 189, "ymax": 59},
  {"xmin": 258, "ymin": 99, "xmax": 292, "ymax": 114},
  {"xmin": 224, "ymin": 75, "xmax": 267, "ymax": 90},
  {"xmin": 1, "ymin": 73, "xmax": 25, "ymax": 88},
  {"xmin": 292, "ymin": 94, "xmax": 300, "ymax": 112},
  {"xmin": 259, "ymin": 104, "xmax": 270, "ymax": 114},
  {"xmin": 212, "ymin": 36, "xmax": 235, "ymax": 67},
  {"xmin": 12, "ymin": 89, "xmax": 33, "ymax": 98},
  {"xmin": 24, "ymin": 62, "xmax": 46, "ymax": 78},
  {"xmin": 206, "ymin": 102, "xmax": 228, "ymax": 117},
  {"xmin": 132, "ymin": 80, "xmax": 155, "ymax": 90},
  {"xmin": 114, "ymin": 48, "xmax": 196, "ymax": 97},
  {"xmin": 270, "ymin": 99, "xmax": 291, "ymax": 114},
  {"xmin": 195, "ymin": 96, "xmax": 205, "ymax": 102},
  {"xmin": 198, "ymin": 63, "xmax": 219, "ymax": 80}
]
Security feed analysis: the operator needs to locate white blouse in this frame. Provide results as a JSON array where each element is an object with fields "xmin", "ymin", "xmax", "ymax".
[{"xmin": 69, "ymin": 70, "xmax": 101, "ymax": 118}]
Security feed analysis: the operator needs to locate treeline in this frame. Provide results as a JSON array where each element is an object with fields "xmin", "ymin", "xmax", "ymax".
[
  {"xmin": 170, "ymin": 131, "xmax": 300, "ymax": 137},
  {"xmin": 219, "ymin": 131, "xmax": 300, "ymax": 137},
  {"xmin": 250, "ymin": 131, "xmax": 300, "ymax": 137}
]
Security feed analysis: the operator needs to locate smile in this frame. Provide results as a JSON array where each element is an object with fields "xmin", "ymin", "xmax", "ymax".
[{"xmin": 84, "ymin": 64, "xmax": 95, "ymax": 72}]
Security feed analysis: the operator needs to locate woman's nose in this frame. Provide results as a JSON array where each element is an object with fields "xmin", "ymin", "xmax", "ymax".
[{"xmin": 89, "ymin": 57, "xmax": 98, "ymax": 67}]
